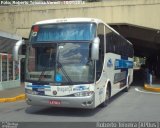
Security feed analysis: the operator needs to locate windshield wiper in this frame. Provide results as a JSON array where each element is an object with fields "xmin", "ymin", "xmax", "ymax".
[{"xmin": 56, "ymin": 61, "xmax": 73, "ymax": 85}]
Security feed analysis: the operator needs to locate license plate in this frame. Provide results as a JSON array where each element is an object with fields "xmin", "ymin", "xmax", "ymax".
[{"xmin": 49, "ymin": 100, "xmax": 61, "ymax": 105}]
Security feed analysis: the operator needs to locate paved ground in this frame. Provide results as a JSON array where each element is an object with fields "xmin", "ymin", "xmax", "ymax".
[
  {"xmin": 1, "ymin": 70, "xmax": 160, "ymax": 128},
  {"xmin": 0, "ymin": 87, "xmax": 24, "ymax": 98},
  {"xmin": 0, "ymin": 85, "xmax": 160, "ymax": 123},
  {"xmin": 0, "ymin": 83, "xmax": 24, "ymax": 98}
]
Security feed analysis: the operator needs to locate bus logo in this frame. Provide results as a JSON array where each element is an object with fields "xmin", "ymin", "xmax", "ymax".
[
  {"xmin": 107, "ymin": 59, "xmax": 113, "ymax": 67},
  {"xmin": 55, "ymin": 73, "xmax": 62, "ymax": 82}
]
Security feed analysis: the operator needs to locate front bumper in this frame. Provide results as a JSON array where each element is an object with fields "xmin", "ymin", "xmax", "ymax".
[{"xmin": 26, "ymin": 93, "xmax": 95, "ymax": 109}]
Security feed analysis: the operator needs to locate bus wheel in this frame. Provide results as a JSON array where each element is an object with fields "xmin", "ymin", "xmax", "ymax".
[{"xmin": 100, "ymin": 85, "xmax": 110, "ymax": 107}]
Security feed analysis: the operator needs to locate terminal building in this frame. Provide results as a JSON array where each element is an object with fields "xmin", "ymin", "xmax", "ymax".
[{"xmin": 0, "ymin": 31, "xmax": 23, "ymax": 90}]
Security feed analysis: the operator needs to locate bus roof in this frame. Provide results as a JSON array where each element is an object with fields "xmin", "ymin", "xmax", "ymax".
[{"xmin": 34, "ymin": 18, "xmax": 103, "ymax": 25}]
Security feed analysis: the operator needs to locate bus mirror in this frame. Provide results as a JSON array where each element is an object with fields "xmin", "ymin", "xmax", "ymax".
[
  {"xmin": 13, "ymin": 40, "xmax": 25, "ymax": 61},
  {"xmin": 91, "ymin": 37, "xmax": 100, "ymax": 60}
]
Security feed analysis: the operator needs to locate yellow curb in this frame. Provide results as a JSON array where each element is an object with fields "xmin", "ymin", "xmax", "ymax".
[
  {"xmin": 0, "ymin": 94, "xmax": 26, "ymax": 103},
  {"xmin": 16, "ymin": 94, "xmax": 26, "ymax": 100},
  {"xmin": 0, "ymin": 99, "xmax": 5, "ymax": 102},
  {"xmin": 144, "ymin": 84, "xmax": 160, "ymax": 92},
  {"xmin": 5, "ymin": 97, "xmax": 16, "ymax": 102}
]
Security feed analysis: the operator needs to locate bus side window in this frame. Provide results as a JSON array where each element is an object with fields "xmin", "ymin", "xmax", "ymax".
[
  {"xmin": 111, "ymin": 33, "xmax": 116, "ymax": 53},
  {"xmin": 105, "ymin": 27, "xmax": 112, "ymax": 53},
  {"xmin": 96, "ymin": 23, "xmax": 105, "ymax": 81}
]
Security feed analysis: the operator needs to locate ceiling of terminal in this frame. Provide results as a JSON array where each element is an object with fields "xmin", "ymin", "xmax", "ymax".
[
  {"xmin": 110, "ymin": 24, "xmax": 160, "ymax": 58},
  {"xmin": 0, "ymin": 31, "xmax": 22, "ymax": 54},
  {"xmin": 0, "ymin": 37, "xmax": 17, "ymax": 54}
]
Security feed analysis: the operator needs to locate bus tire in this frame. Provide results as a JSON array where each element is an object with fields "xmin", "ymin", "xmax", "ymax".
[{"xmin": 100, "ymin": 84, "xmax": 111, "ymax": 107}]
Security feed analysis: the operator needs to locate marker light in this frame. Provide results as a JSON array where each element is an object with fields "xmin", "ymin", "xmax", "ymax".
[{"xmin": 33, "ymin": 25, "xmax": 39, "ymax": 32}]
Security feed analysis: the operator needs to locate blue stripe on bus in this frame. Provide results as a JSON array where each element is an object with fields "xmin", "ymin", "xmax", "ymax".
[
  {"xmin": 32, "ymin": 88, "xmax": 45, "ymax": 95},
  {"xmin": 27, "ymin": 85, "xmax": 51, "ymax": 89},
  {"xmin": 115, "ymin": 59, "xmax": 133, "ymax": 70}
]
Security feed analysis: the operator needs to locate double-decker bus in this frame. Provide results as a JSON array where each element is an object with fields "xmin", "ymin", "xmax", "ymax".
[{"xmin": 14, "ymin": 18, "xmax": 134, "ymax": 109}]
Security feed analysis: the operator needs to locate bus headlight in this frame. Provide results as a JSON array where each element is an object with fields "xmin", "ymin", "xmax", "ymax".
[{"xmin": 74, "ymin": 91, "xmax": 94, "ymax": 97}]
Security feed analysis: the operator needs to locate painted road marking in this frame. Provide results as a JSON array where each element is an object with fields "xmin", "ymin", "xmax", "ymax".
[{"xmin": 135, "ymin": 88, "xmax": 160, "ymax": 95}]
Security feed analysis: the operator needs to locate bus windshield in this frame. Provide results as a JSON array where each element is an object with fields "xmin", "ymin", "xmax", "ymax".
[
  {"xmin": 30, "ymin": 23, "xmax": 96, "ymax": 42},
  {"xmin": 25, "ymin": 42, "xmax": 95, "ymax": 84},
  {"xmin": 56, "ymin": 43, "xmax": 95, "ymax": 84}
]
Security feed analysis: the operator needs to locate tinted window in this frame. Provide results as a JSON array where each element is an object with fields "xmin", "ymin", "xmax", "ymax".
[
  {"xmin": 30, "ymin": 23, "xmax": 96, "ymax": 42},
  {"xmin": 105, "ymin": 26, "xmax": 133, "ymax": 58}
]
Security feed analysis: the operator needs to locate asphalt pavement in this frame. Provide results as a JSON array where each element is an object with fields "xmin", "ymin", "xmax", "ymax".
[
  {"xmin": 0, "ymin": 86, "xmax": 160, "ymax": 122},
  {"xmin": 0, "ymin": 84, "xmax": 25, "ymax": 98}
]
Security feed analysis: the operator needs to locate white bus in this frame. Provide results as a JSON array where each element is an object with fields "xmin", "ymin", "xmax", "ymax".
[{"xmin": 14, "ymin": 18, "xmax": 134, "ymax": 109}]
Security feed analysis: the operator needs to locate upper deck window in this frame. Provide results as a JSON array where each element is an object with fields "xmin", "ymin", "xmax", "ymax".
[{"xmin": 29, "ymin": 23, "xmax": 96, "ymax": 43}]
